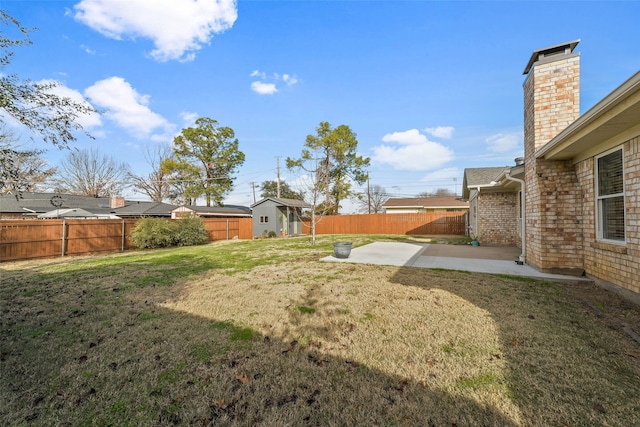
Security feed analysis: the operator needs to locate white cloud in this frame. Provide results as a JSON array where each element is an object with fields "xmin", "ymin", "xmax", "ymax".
[
  {"xmin": 282, "ymin": 74, "xmax": 298, "ymax": 86},
  {"xmin": 486, "ymin": 132, "xmax": 521, "ymax": 153},
  {"xmin": 84, "ymin": 76, "xmax": 173, "ymax": 139},
  {"xmin": 251, "ymin": 81, "xmax": 278, "ymax": 95},
  {"xmin": 424, "ymin": 126, "xmax": 454, "ymax": 139},
  {"xmin": 249, "ymin": 70, "xmax": 298, "ymax": 94},
  {"xmin": 80, "ymin": 44, "xmax": 96, "ymax": 55},
  {"xmin": 73, "ymin": 0, "xmax": 238, "ymax": 62},
  {"xmin": 373, "ymin": 129, "xmax": 453, "ymax": 171},
  {"xmin": 179, "ymin": 111, "xmax": 199, "ymax": 125},
  {"xmin": 39, "ymin": 79, "xmax": 102, "ymax": 131},
  {"xmin": 419, "ymin": 167, "xmax": 461, "ymax": 182}
]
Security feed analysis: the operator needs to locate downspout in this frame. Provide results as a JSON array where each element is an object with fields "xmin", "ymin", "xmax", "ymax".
[
  {"xmin": 504, "ymin": 172, "xmax": 526, "ymax": 265},
  {"xmin": 473, "ymin": 186, "xmax": 481, "ymax": 238}
]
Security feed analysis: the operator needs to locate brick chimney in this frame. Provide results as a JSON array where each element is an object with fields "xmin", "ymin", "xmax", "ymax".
[
  {"xmin": 110, "ymin": 195, "xmax": 125, "ymax": 209},
  {"xmin": 523, "ymin": 39, "xmax": 581, "ymax": 155},
  {"xmin": 521, "ymin": 40, "xmax": 585, "ymax": 275}
]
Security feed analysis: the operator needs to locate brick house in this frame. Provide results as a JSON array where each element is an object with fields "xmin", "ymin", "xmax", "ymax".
[{"xmin": 464, "ymin": 40, "xmax": 640, "ymax": 296}]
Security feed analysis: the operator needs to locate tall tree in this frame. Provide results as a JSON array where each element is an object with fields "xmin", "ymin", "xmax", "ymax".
[
  {"xmin": 0, "ymin": 12, "xmax": 96, "ymax": 193},
  {"xmin": 162, "ymin": 117, "xmax": 245, "ymax": 207},
  {"xmin": 53, "ymin": 147, "xmax": 129, "ymax": 197},
  {"xmin": 260, "ymin": 180, "xmax": 303, "ymax": 200},
  {"xmin": 286, "ymin": 121, "xmax": 369, "ymax": 214},
  {"xmin": 127, "ymin": 144, "xmax": 172, "ymax": 202}
]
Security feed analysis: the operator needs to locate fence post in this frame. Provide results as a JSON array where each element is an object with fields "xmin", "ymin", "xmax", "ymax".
[
  {"xmin": 61, "ymin": 220, "xmax": 67, "ymax": 257},
  {"xmin": 121, "ymin": 220, "xmax": 125, "ymax": 252},
  {"xmin": 226, "ymin": 219, "xmax": 229, "ymax": 240}
]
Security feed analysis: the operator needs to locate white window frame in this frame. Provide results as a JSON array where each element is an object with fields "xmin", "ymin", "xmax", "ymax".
[{"xmin": 595, "ymin": 146, "xmax": 626, "ymax": 243}]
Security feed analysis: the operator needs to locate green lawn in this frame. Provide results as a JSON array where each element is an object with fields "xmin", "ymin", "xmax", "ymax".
[{"xmin": 1, "ymin": 235, "xmax": 639, "ymax": 426}]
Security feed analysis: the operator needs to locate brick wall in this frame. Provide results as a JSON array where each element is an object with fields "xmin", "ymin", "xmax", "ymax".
[
  {"xmin": 577, "ymin": 136, "xmax": 640, "ymax": 294},
  {"xmin": 524, "ymin": 52, "xmax": 584, "ymax": 274},
  {"xmin": 478, "ymin": 192, "xmax": 519, "ymax": 245}
]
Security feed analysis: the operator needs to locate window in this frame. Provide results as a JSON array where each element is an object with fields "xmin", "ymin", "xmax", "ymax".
[
  {"xmin": 596, "ymin": 148, "xmax": 625, "ymax": 242},
  {"xmin": 260, "ymin": 216, "xmax": 269, "ymax": 224}
]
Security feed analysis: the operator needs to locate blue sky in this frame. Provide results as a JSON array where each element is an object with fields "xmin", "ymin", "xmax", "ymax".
[{"xmin": 4, "ymin": 0, "xmax": 640, "ymax": 211}]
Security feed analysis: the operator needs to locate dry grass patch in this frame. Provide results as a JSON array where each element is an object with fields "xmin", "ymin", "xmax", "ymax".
[{"xmin": 1, "ymin": 236, "xmax": 640, "ymax": 426}]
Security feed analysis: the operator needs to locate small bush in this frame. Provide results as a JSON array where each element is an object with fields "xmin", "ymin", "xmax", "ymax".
[
  {"xmin": 174, "ymin": 216, "xmax": 208, "ymax": 246},
  {"xmin": 268, "ymin": 231, "xmax": 277, "ymax": 238},
  {"xmin": 130, "ymin": 218, "xmax": 177, "ymax": 249},
  {"xmin": 130, "ymin": 217, "xmax": 208, "ymax": 249}
]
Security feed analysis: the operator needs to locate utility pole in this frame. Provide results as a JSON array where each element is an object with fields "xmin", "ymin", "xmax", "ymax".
[
  {"xmin": 276, "ymin": 156, "xmax": 281, "ymax": 199},
  {"xmin": 367, "ymin": 175, "xmax": 371, "ymax": 214},
  {"xmin": 250, "ymin": 182, "xmax": 257, "ymax": 204}
]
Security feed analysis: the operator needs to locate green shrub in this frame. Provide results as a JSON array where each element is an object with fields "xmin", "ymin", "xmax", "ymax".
[
  {"xmin": 268, "ymin": 231, "xmax": 277, "ymax": 238},
  {"xmin": 130, "ymin": 218, "xmax": 177, "ymax": 249},
  {"xmin": 174, "ymin": 216, "xmax": 208, "ymax": 246},
  {"xmin": 130, "ymin": 217, "xmax": 209, "ymax": 249}
]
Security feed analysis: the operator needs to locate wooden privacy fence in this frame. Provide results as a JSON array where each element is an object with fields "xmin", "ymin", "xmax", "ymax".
[
  {"xmin": 303, "ymin": 212, "xmax": 468, "ymax": 236},
  {"xmin": 0, "ymin": 213, "xmax": 463, "ymax": 262},
  {"xmin": 0, "ymin": 218, "xmax": 253, "ymax": 262}
]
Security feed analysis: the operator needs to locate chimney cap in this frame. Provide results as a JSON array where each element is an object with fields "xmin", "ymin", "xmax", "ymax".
[{"xmin": 523, "ymin": 39, "xmax": 580, "ymax": 75}]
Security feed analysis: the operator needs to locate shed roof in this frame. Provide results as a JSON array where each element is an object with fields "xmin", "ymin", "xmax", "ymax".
[{"xmin": 251, "ymin": 197, "xmax": 311, "ymax": 209}]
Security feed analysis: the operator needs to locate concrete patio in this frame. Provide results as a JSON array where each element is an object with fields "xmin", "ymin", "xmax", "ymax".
[{"xmin": 321, "ymin": 242, "xmax": 592, "ymax": 283}]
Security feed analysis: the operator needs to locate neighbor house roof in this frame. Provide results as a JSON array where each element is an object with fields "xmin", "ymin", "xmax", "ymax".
[
  {"xmin": 251, "ymin": 197, "xmax": 311, "ymax": 209},
  {"xmin": 0, "ymin": 192, "xmax": 113, "ymax": 215},
  {"xmin": 172, "ymin": 205, "xmax": 252, "ymax": 217},
  {"xmin": 383, "ymin": 197, "xmax": 469, "ymax": 209},
  {"xmin": 37, "ymin": 208, "xmax": 120, "ymax": 219},
  {"xmin": 0, "ymin": 192, "xmax": 179, "ymax": 218},
  {"xmin": 113, "ymin": 201, "xmax": 177, "ymax": 217}
]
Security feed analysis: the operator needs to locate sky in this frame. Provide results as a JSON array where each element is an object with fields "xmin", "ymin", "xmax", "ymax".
[{"xmin": 3, "ymin": 0, "xmax": 640, "ymax": 212}]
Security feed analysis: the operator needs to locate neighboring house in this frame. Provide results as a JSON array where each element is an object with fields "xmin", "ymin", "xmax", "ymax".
[
  {"xmin": 383, "ymin": 197, "xmax": 469, "ymax": 214},
  {"xmin": 112, "ymin": 201, "xmax": 177, "ymax": 218},
  {"xmin": 250, "ymin": 197, "xmax": 310, "ymax": 238},
  {"xmin": 464, "ymin": 39, "xmax": 640, "ymax": 297},
  {"xmin": 171, "ymin": 205, "xmax": 252, "ymax": 219},
  {"xmin": 0, "ymin": 192, "xmax": 176, "ymax": 219},
  {"xmin": 37, "ymin": 208, "xmax": 120, "ymax": 219},
  {"xmin": 0, "ymin": 192, "xmax": 116, "ymax": 219}
]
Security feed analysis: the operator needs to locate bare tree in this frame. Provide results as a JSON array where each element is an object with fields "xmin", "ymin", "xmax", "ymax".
[
  {"xmin": 357, "ymin": 184, "xmax": 389, "ymax": 214},
  {"xmin": 127, "ymin": 144, "xmax": 172, "ymax": 202},
  {"xmin": 53, "ymin": 147, "xmax": 129, "ymax": 196},
  {"xmin": 0, "ymin": 125, "xmax": 56, "ymax": 194},
  {"xmin": 417, "ymin": 188, "xmax": 457, "ymax": 198},
  {"xmin": 286, "ymin": 152, "xmax": 333, "ymax": 245},
  {"xmin": 0, "ymin": 12, "xmax": 97, "ymax": 193}
]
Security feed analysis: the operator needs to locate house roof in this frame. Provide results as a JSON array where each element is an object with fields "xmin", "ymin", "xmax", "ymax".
[
  {"xmin": 0, "ymin": 192, "xmax": 177, "ymax": 217},
  {"xmin": 536, "ymin": 70, "xmax": 640, "ymax": 161},
  {"xmin": 383, "ymin": 197, "xmax": 469, "ymax": 209},
  {"xmin": 173, "ymin": 205, "xmax": 251, "ymax": 217},
  {"xmin": 251, "ymin": 197, "xmax": 311, "ymax": 209},
  {"xmin": 0, "ymin": 192, "xmax": 112, "ymax": 214},
  {"xmin": 37, "ymin": 208, "xmax": 119, "ymax": 219},
  {"xmin": 463, "ymin": 167, "xmax": 508, "ymax": 188},
  {"xmin": 114, "ymin": 201, "xmax": 177, "ymax": 217},
  {"xmin": 461, "ymin": 167, "xmax": 511, "ymax": 200}
]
